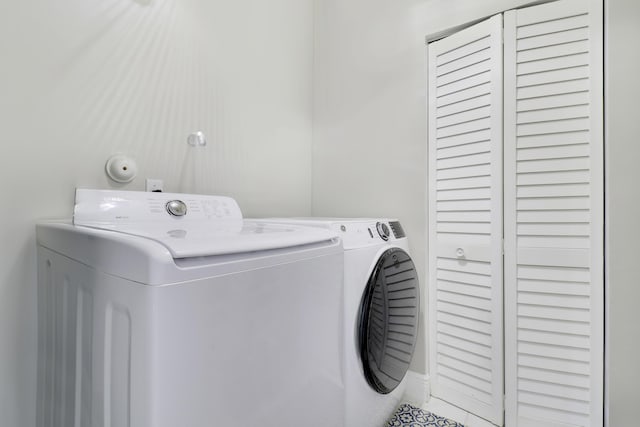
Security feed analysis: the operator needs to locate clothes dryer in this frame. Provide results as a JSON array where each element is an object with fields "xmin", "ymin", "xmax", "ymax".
[
  {"xmin": 36, "ymin": 190, "xmax": 345, "ymax": 427},
  {"xmin": 255, "ymin": 218, "xmax": 420, "ymax": 427}
]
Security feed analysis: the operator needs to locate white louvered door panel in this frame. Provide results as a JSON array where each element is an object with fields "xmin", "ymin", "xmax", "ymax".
[
  {"xmin": 504, "ymin": 1, "xmax": 603, "ymax": 426},
  {"xmin": 428, "ymin": 15, "xmax": 504, "ymax": 426}
]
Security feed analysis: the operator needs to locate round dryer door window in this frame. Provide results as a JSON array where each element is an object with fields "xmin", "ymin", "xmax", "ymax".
[{"xmin": 358, "ymin": 247, "xmax": 420, "ymax": 394}]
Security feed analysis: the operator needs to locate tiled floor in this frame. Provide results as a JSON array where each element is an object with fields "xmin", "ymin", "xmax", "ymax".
[{"xmin": 421, "ymin": 398, "xmax": 496, "ymax": 427}]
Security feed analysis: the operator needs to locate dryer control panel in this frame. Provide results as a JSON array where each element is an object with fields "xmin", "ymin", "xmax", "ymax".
[{"xmin": 332, "ymin": 219, "xmax": 405, "ymax": 249}]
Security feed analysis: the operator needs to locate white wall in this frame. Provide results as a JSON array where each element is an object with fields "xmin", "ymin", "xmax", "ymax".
[
  {"xmin": 312, "ymin": 0, "xmax": 550, "ymax": 376},
  {"xmin": 0, "ymin": 1, "xmax": 314, "ymax": 425},
  {"xmin": 312, "ymin": 0, "xmax": 429, "ymax": 372},
  {"xmin": 604, "ymin": 1, "xmax": 640, "ymax": 425},
  {"xmin": 417, "ymin": 0, "xmax": 554, "ymax": 40}
]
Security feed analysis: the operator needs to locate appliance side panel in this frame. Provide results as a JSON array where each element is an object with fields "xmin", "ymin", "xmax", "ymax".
[
  {"xmin": 37, "ymin": 247, "xmax": 153, "ymax": 427},
  {"xmin": 36, "ymin": 247, "xmax": 50, "ymax": 427},
  {"xmin": 76, "ymin": 284, "xmax": 94, "ymax": 427},
  {"xmin": 37, "ymin": 247, "xmax": 94, "ymax": 427},
  {"xmin": 103, "ymin": 304, "xmax": 132, "ymax": 427},
  {"xmin": 92, "ymin": 271, "xmax": 154, "ymax": 427}
]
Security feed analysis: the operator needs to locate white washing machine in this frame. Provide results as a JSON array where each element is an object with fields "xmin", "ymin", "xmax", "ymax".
[
  {"xmin": 36, "ymin": 189, "xmax": 345, "ymax": 427},
  {"xmin": 255, "ymin": 218, "xmax": 420, "ymax": 427}
]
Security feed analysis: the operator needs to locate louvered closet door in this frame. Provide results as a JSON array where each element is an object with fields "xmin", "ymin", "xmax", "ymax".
[
  {"xmin": 427, "ymin": 15, "xmax": 504, "ymax": 426},
  {"xmin": 503, "ymin": 1, "xmax": 603, "ymax": 426}
]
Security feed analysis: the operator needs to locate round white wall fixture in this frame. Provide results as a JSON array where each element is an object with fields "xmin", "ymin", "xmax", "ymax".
[
  {"xmin": 105, "ymin": 154, "xmax": 138, "ymax": 183},
  {"xmin": 187, "ymin": 131, "xmax": 207, "ymax": 146}
]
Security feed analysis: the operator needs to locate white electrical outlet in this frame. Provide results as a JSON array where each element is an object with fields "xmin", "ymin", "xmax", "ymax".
[{"xmin": 145, "ymin": 179, "xmax": 164, "ymax": 192}]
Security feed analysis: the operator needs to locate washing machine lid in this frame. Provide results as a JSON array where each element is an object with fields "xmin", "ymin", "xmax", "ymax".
[{"xmin": 73, "ymin": 189, "xmax": 338, "ymax": 258}]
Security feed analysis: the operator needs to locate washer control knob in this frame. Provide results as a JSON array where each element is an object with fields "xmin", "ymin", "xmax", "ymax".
[
  {"xmin": 376, "ymin": 222, "xmax": 390, "ymax": 241},
  {"xmin": 166, "ymin": 200, "xmax": 188, "ymax": 217}
]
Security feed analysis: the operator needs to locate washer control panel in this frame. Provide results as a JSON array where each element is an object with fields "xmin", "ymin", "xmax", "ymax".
[{"xmin": 73, "ymin": 189, "xmax": 243, "ymax": 227}]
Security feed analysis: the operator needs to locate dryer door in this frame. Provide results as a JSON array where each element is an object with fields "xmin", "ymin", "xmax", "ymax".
[{"xmin": 358, "ymin": 247, "xmax": 420, "ymax": 394}]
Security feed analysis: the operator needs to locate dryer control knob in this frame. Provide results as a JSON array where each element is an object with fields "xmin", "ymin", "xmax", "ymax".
[
  {"xmin": 166, "ymin": 200, "xmax": 188, "ymax": 217},
  {"xmin": 376, "ymin": 222, "xmax": 390, "ymax": 241}
]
